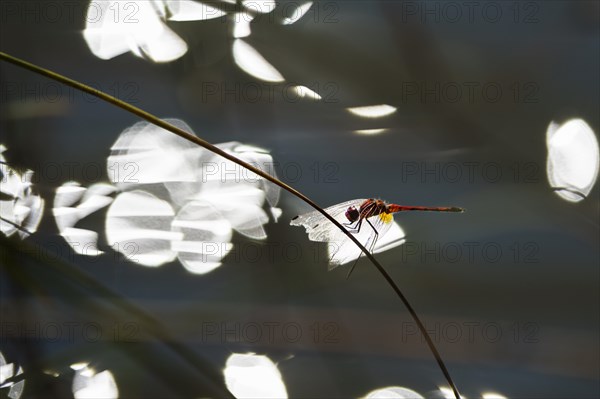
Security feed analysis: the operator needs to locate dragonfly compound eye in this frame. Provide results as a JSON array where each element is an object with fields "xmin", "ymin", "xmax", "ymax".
[{"xmin": 345, "ymin": 206, "xmax": 360, "ymax": 222}]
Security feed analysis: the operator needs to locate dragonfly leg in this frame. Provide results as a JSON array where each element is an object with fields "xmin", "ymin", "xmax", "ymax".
[
  {"xmin": 346, "ymin": 218, "xmax": 378, "ymax": 280},
  {"xmin": 346, "ymin": 258, "xmax": 359, "ymax": 280},
  {"xmin": 344, "ymin": 218, "xmax": 363, "ymax": 233},
  {"xmin": 365, "ymin": 219, "xmax": 379, "ymax": 253}
]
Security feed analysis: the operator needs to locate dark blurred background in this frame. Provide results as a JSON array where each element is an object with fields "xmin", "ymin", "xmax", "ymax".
[{"xmin": 1, "ymin": 0, "xmax": 599, "ymax": 398}]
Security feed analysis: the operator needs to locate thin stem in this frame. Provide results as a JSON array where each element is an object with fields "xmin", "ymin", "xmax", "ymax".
[
  {"xmin": 0, "ymin": 51, "xmax": 460, "ymax": 399},
  {"xmin": 0, "ymin": 215, "xmax": 34, "ymax": 236}
]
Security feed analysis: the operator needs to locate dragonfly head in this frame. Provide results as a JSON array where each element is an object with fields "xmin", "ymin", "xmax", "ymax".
[{"xmin": 345, "ymin": 206, "xmax": 360, "ymax": 223}]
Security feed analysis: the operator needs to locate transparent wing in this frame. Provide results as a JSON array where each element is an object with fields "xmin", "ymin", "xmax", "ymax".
[
  {"xmin": 290, "ymin": 199, "xmax": 367, "ymax": 242},
  {"xmin": 372, "ymin": 221, "xmax": 406, "ymax": 255},
  {"xmin": 364, "ymin": 215, "xmax": 394, "ymax": 253},
  {"xmin": 328, "ymin": 212, "xmax": 394, "ymax": 269}
]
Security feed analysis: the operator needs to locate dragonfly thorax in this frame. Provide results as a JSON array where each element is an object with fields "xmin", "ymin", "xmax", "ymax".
[{"xmin": 346, "ymin": 199, "xmax": 389, "ymax": 223}]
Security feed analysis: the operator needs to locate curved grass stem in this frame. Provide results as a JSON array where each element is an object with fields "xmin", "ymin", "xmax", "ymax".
[{"xmin": 0, "ymin": 51, "xmax": 460, "ymax": 399}]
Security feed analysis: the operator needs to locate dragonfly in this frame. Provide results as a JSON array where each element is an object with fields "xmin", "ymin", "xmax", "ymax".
[{"xmin": 291, "ymin": 198, "xmax": 464, "ymax": 278}]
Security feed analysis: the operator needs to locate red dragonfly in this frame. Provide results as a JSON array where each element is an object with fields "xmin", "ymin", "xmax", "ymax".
[{"xmin": 291, "ymin": 198, "xmax": 464, "ymax": 277}]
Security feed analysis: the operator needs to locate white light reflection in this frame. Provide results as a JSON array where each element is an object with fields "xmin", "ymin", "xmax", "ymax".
[
  {"xmin": 42, "ymin": 370, "xmax": 61, "ymax": 378},
  {"xmin": 292, "ymin": 85, "xmax": 322, "ymax": 101},
  {"xmin": 84, "ymin": 1, "xmax": 186, "ymax": 62},
  {"xmin": 282, "ymin": 2, "xmax": 313, "ymax": 25},
  {"xmin": 363, "ymin": 386, "xmax": 424, "ymax": 399},
  {"xmin": 161, "ymin": 0, "xmax": 226, "ymax": 21},
  {"xmin": 72, "ymin": 364, "xmax": 118, "ymax": 399},
  {"xmin": 353, "ymin": 128, "xmax": 388, "ymax": 136},
  {"xmin": 436, "ymin": 387, "xmax": 466, "ymax": 399},
  {"xmin": 233, "ymin": 39, "xmax": 285, "ymax": 82},
  {"xmin": 546, "ymin": 118, "xmax": 599, "ymax": 202},
  {"xmin": 232, "ymin": 12, "xmax": 254, "ymax": 38},
  {"xmin": 105, "ymin": 190, "xmax": 181, "ymax": 267},
  {"xmin": 482, "ymin": 393, "xmax": 508, "ymax": 399},
  {"xmin": 347, "ymin": 104, "xmax": 397, "ymax": 118},
  {"xmin": 70, "ymin": 362, "xmax": 90, "ymax": 371},
  {"xmin": 103, "ymin": 119, "xmax": 280, "ymax": 273},
  {"xmin": 83, "ymin": 0, "xmax": 226, "ymax": 63},
  {"xmin": 171, "ymin": 201, "xmax": 233, "ymax": 274},
  {"xmin": 0, "ymin": 144, "xmax": 44, "ymax": 239},
  {"xmin": 53, "ymin": 182, "xmax": 115, "ymax": 256},
  {"xmin": 49, "ymin": 120, "xmax": 280, "ymax": 273},
  {"xmin": 0, "ymin": 351, "xmax": 25, "ymax": 399},
  {"xmin": 107, "ymin": 119, "xmax": 202, "ymax": 187},
  {"xmin": 223, "ymin": 353, "xmax": 288, "ymax": 399}
]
